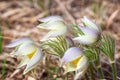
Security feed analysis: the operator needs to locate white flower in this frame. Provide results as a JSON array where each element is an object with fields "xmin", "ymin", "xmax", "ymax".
[
  {"xmin": 72, "ymin": 16, "xmax": 101, "ymax": 45},
  {"xmin": 37, "ymin": 16, "xmax": 67, "ymax": 41},
  {"xmin": 6, "ymin": 38, "xmax": 43, "ymax": 74},
  {"xmin": 73, "ymin": 26, "xmax": 100, "ymax": 45},
  {"xmin": 61, "ymin": 47, "xmax": 88, "ymax": 80}
]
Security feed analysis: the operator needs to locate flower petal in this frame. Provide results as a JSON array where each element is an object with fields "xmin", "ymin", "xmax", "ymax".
[
  {"xmin": 64, "ymin": 62, "xmax": 76, "ymax": 74},
  {"xmin": 62, "ymin": 47, "xmax": 83, "ymax": 62},
  {"xmin": 17, "ymin": 56, "xmax": 30, "ymax": 68},
  {"xmin": 74, "ymin": 56, "xmax": 88, "ymax": 80},
  {"xmin": 38, "ymin": 16, "xmax": 63, "ymax": 22},
  {"xmin": 76, "ymin": 56, "xmax": 88, "ymax": 72},
  {"xmin": 37, "ymin": 21, "xmax": 66, "ymax": 30},
  {"xmin": 11, "ymin": 43, "xmax": 37, "ymax": 56},
  {"xmin": 73, "ymin": 35, "xmax": 97, "ymax": 45},
  {"xmin": 73, "ymin": 27, "xmax": 99, "ymax": 44},
  {"xmin": 40, "ymin": 27, "xmax": 66, "ymax": 41},
  {"xmin": 23, "ymin": 47, "xmax": 43, "ymax": 74},
  {"xmin": 6, "ymin": 38, "xmax": 33, "ymax": 48},
  {"xmin": 81, "ymin": 16, "xmax": 100, "ymax": 32},
  {"xmin": 74, "ymin": 68, "xmax": 87, "ymax": 80}
]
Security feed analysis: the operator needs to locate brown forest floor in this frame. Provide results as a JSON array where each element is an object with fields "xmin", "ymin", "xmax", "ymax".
[{"xmin": 0, "ymin": 0, "xmax": 120, "ymax": 80}]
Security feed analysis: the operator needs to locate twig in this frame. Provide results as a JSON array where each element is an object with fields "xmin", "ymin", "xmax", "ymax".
[
  {"xmin": 54, "ymin": 0, "xmax": 76, "ymax": 24},
  {"xmin": 0, "ymin": 36, "xmax": 13, "ymax": 40},
  {"xmin": 10, "ymin": 69, "xmax": 21, "ymax": 78},
  {"xmin": 106, "ymin": 9, "xmax": 119, "ymax": 29}
]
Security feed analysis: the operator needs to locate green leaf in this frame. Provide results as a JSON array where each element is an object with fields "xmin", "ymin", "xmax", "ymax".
[{"xmin": 2, "ymin": 59, "xmax": 7, "ymax": 76}]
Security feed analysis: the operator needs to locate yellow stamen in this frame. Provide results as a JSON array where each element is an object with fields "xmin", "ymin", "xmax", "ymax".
[
  {"xmin": 27, "ymin": 49, "xmax": 36, "ymax": 59},
  {"xmin": 71, "ymin": 57, "xmax": 82, "ymax": 66}
]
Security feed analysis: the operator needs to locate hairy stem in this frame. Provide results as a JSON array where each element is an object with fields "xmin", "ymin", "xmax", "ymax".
[
  {"xmin": 89, "ymin": 62, "xmax": 95, "ymax": 80},
  {"xmin": 97, "ymin": 66, "xmax": 104, "ymax": 79},
  {"xmin": 85, "ymin": 73, "xmax": 89, "ymax": 80},
  {"xmin": 111, "ymin": 61, "xmax": 117, "ymax": 80},
  {"xmin": 95, "ymin": 56, "xmax": 104, "ymax": 79}
]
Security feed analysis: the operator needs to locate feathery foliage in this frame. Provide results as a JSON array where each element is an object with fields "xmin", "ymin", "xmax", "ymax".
[
  {"xmin": 69, "ymin": 24, "xmax": 84, "ymax": 36},
  {"xmin": 100, "ymin": 34, "xmax": 115, "ymax": 61},
  {"xmin": 43, "ymin": 36, "xmax": 69, "ymax": 58},
  {"xmin": 84, "ymin": 46, "xmax": 99, "ymax": 62}
]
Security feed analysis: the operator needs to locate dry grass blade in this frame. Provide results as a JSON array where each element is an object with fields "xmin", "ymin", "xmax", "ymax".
[
  {"xmin": 106, "ymin": 9, "xmax": 119, "ymax": 28},
  {"xmin": 1, "ymin": 9, "xmax": 22, "ymax": 18},
  {"xmin": 27, "ymin": 76, "xmax": 36, "ymax": 80},
  {"xmin": 10, "ymin": 69, "xmax": 21, "ymax": 78},
  {"xmin": 54, "ymin": 0, "xmax": 76, "ymax": 23},
  {"xmin": 0, "ymin": 27, "xmax": 2, "ymax": 54}
]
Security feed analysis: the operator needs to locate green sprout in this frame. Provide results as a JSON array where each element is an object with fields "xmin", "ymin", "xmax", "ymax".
[
  {"xmin": 100, "ymin": 34, "xmax": 117, "ymax": 80},
  {"xmin": 2, "ymin": 59, "xmax": 7, "ymax": 77},
  {"xmin": 100, "ymin": 34, "xmax": 115, "ymax": 63}
]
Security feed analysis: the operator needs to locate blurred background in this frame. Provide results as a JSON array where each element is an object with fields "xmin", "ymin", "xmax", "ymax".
[{"xmin": 0, "ymin": 0, "xmax": 120, "ymax": 80}]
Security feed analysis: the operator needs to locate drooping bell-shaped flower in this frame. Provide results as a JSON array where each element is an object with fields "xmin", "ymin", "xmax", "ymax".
[
  {"xmin": 6, "ymin": 38, "xmax": 43, "ymax": 74},
  {"xmin": 73, "ymin": 16, "xmax": 101, "ymax": 45},
  {"xmin": 37, "ymin": 16, "xmax": 67, "ymax": 41},
  {"xmin": 73, "ymin": 26, "xmax": 99, "ymax": 45},
  {"xmin": 61, "ymin": 47, "xmax": 88, "ymax": 80}
]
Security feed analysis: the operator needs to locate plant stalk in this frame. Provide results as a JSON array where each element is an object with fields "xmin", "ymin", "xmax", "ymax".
[
  {"xmin": 95, "ymin": 56, "xmax": 104, "ymax": 79},
  {"xmin": 89, "ymin": 62, "xmax": 95, "ymax": 80},
  {"xmin": 66, "ymin": 73, "xmax": 69, "ymax": 80},
  {"xmin": 111, "ymin": 61, "xmax": 117, "ymax": 80},
  {"xmin": 97, "ymin": 66, "xmax": 104, "ymax": 79},
  {"xmin": 85, "ymin": 73, "xmax": 89, "ymax": 80}
]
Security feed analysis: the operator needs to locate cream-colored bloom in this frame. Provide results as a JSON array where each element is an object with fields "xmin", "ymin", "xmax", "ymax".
[
  {"xmin": 73, "ymin": 16, "xmax": 101, "ymax": 45},
  {"xmin": 73, "ymin": 27, "xmax": 99, "ymax": 45},
  {"xmin": 61, "ymin": 47, "xmax": 88, "ymax": 80},
  {"xmin": 6, "ymin": 38, "xmax": 43, "ymax": 74},
  {"xmin": 37, "ymin": 16, "xmax": 67, "ymax": 41}
]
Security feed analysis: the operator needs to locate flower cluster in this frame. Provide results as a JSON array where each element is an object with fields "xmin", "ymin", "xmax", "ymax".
[{"xmin": 6, "ymin": 16, "xmax": 117, "ymax": 80}]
